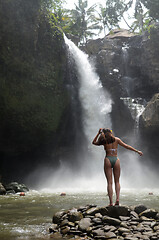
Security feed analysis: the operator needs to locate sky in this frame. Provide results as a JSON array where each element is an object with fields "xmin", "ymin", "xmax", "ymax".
[{"xmin": 63, "ymin": 0, "xmax": 134, "ymax": 38}]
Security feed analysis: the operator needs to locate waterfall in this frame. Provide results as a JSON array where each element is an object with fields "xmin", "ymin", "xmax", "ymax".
[
  {"xmin": 42, "ymin": 35, "xmax": 112, "ymax": 192},
  {"xmin": 64, "ymin": 35, "xmax": 112, "ymax": 143}
]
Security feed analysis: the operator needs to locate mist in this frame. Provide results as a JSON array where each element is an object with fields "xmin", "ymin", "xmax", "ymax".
[{"xmin": 25, "ymin": 36, "xmax": 159, "ymax": 193}]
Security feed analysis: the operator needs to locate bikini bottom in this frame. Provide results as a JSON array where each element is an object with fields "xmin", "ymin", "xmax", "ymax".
[{"xmin": 106, "ymin": 156, "xmax": 118, "ymax": 168}]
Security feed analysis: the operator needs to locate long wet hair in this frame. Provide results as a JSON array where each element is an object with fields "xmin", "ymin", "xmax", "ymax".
[{"xmin": 102, "ymin": 128, "xmax": 115, "ymax": 144}]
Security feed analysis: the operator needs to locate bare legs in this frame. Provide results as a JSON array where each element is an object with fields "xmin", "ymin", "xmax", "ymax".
[{"xmin": 104, "ymin": 158, "xmax": 120, "ymax": 206}]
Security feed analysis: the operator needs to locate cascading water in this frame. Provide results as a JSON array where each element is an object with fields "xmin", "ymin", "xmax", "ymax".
[
  {"xmin": 32, "ymin": 37, "xmax": 158, "ymax": 192},
  {"xmin": 64, "ymin": 35, "xmax": 112, "ymax": 144}
]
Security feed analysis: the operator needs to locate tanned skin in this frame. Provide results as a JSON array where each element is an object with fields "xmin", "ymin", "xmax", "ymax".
[{"xmin": 92, "ymin": 128, "xmax": 143, "ymax": 206}]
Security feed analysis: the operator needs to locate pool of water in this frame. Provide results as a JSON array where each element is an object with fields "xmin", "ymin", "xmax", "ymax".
[{"xmin": 0, "ymin": 189, "xmax": 159, "ymax": 239}]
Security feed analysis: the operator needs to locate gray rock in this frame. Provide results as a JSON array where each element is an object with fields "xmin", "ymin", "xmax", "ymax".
[
  {"xmin": 0, "ymin": 183, "xmax": 6, "ymax": 195},
  {"xmin": 86, "ymin": 207, "xmax": 100, "ymax": 216},
  {"xmin": 154, "ymin": 225, "xmax": 159, "ymax": 231},
  {"xmin": 78, "ymin": 218, "xmax": 92, "ymax": 231},
  {"xmin": 68, "ymin": 209, "xmax": 83, "ymax": 222},
  {"xmin": 60, "ymin": 226, "xmax": 70, "ymax": 235},
  {"xmin": 118, "ymin": 227, "xmax": 131, "ymax": 234},
  {"xmin": 5, "ymin": 182, "xmax": 29, "ymax": 193},
  {"xmin": 107, "ymin": 206, "xmax": 130, "ymax": 218},
  {"xmin": 60, "ymin": 219, "xmax": 69, "ymax": 227},
  {"xmin": 120, "ymin": 222, "xmax": 130, "ymax": 229},
  {"xmin": 130, "ymin": 211, "xmax": 139, "ymax": 219},
  {"xmin": 139, "ymin": 209, "xmax": 158, "ymax": 219},
  {"xmin": 103, "ymin": 216, "xmax": 121, "ymax": 226},
  {"xmin": 95, "ymin": 213, "xmax": 103, "ymax": 218},
  {"xmin": 49, "ymin": 232, "xmax": 63, "ymax": 239},
  {"xmin": 139, "ymin": 93, "xmax": 159, "ymax": 132},
  {"xmin": 103, "ymin": 225, "xmax": 117, "ymax": 232},
  {"xmin": 134, "ymin": 205, "xmax": 147, "ymax": 214},
  {"xmin": 93, "ymin": 228, "xmax": 105, "ymax": 236},
  {"xmin": 119, "ymin": 216, "xmax": 131, "ymax": 221},
  {"xmin": 99, "ymin": 207, "xmax": 109, "ymax": 216},
  {"xmin": 49, "ymin": 224, "xmax": 58, "ymax": 233},
  {"xmin": 52, "ymin": 211, "xmax": 66, "ymax": 224},
  {"xmin": 92, "ymin": 217, "xmax": 102, "ymax": 225}
]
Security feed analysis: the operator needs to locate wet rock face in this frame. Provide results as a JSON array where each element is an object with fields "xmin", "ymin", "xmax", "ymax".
[
  {"xmin": 50, "ymin": 204, "xmax": 159, "ymax": 239},
  {"xmin": 139, "ymin": 93, "xmax": 159, "ymax": 133},
  {"xmin": 0, "ymin": 182, "xmax": 29, "ymax": 195}
]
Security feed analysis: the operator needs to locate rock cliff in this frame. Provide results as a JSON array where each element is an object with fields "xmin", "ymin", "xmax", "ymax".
[{"xmin": 84, "ymin": 27, "xmax": 159, "ymax": 137}]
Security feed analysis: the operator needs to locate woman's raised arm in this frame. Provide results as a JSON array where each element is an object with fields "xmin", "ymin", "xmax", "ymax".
[
  {"xmin": 117, "ymin": 137, "xmax": 143, "ymax": 156},
  {"xmin": 92, "ymin": 128, "xmax": 103, "ymax": 145}
]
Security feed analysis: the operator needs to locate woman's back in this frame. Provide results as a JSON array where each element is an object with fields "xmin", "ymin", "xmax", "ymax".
[{"xmin": 104, "ymin": 137, "xmax": 118, "ymax": 156}]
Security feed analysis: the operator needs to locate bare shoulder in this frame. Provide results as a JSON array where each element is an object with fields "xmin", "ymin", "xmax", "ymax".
[{"xmin": 115, "ymin": 137, "xmax": 120, "ymax": 142}]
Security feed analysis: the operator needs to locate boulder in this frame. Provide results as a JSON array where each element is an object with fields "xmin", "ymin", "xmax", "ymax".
[
  {"xmin": 134, "ymin": 205, "xmax": 147, "ymax": 214},
  {"xmin": 0, "ymin": 183, "xmax": 6, "ymax": 195},
  {"xmin": 52, "ymin": 211, "xmax": 66, "ymax": 224},
  {"xmin": 139, "ymin": 93, "xmax": 159, "ymax": 132},
  {"xmin": 68, "ymin": 209, "xmax": 83, "ymax": 222},
  {"xmin": 139, "ymin": 209, "xmax": 158, "ymax": 219},
  {"xmin": 5, "ymin": 182, "xmax": 29, "ymax": 193},
  {"xmin": 78, "ymin": 218, "xmax": 92, "ymax": 231},
  {"xmin": 107, "ymin": 205, "xmax": 130, "ymax": 218},
  {"xmin": 102, "ymin": 216, "xmax": 121, "ymax": 226}
]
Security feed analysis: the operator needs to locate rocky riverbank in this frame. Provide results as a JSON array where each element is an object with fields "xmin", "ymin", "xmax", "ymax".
[
  {"xmin": 50, "ymin": 204, "xmax": 159, "ymax": 239},
  {"xmin": 0, "ymin": 182, "xmax": 29, "ymax": 195}
]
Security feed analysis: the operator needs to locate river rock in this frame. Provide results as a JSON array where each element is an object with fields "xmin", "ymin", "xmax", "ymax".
[
  {"xmin": 78, "ymin": 218, "xmax": 92, "ymax": 231},
  {"xmin": 134, "ymin": 205, "xmax": 147, "ymax": 214},
  {"xmin": 103, "ymin": 216, "xmax": 121, "ymax": 226},
  {"xmin": 61, "ymin": 226, "xmax": 70, "ymax": 235},
  {"xmin": 68, "ymin": 209, "xmax": 83, "ymax": 222},
  {"xmin": 5, "ymin": 182, "xmax": 29, "ymax": 193},
  {"xmin": 0, "ymin": 183, "xmax": 6, "ymax": 195},
  {"xmin": 51, "ymin": 204, "xmax": 159, "ymax": 239},
  {"xmin": 139, "ymin": 209, "xmax": 158, "ymax": 219},
  {"xmin": 107, "ymin": 205, "xmax": 130, "ymax": 218},
  {"xmin": 86, "ymin": 207, "xmax": 99, "ymax": 216},
  {"xmin": 53, "ymin": 211, "xmax": 66, "ymax": 224},
  {"xmin": 140, "ymin": 93, "xmax": 159, "ymax": 132}
]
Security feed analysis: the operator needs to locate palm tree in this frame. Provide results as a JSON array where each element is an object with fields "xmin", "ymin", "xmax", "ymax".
[{"xmin": 69, "ymin": 0, "xmax": 97, "ymax": 44}]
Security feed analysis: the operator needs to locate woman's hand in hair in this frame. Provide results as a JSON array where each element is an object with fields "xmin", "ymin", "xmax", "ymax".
[{"xmin": 98, "ymin": 128, "xmax": 103, "ymax": 134}]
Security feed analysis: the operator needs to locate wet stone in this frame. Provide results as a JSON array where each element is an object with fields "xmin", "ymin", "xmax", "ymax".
[
  {"xmin": 134, "ymin": 205, "xmax": 147, "ymax": 215},
  {"xmin": 50, "ymin": 232, "xmax": 63, "ymax": 239},
  {"xmin": 140, "ymin": 216, "xmax": 155, "ymax": 222},
  {"xmin": 107, "ymin": 206, "xmax": 130, "ymax": 218},
  {"xmin": 99, "ymin": 207, "xmax": 109, "ymax": 216},
  {"xmin": 92, "ymin": 217, "xmax": 102, "ymax": 225},
  {"xmin": 103, "ymin": 225, "xmax": 117, "ymax": 232},
  {"xmin": 95, "ymin": 213, "xmax": 103, "ymax": 218},
  {"xmin": 130, "ymin": 211, "xmax": 139, "ymax": 219},
  {"xmin": 60, "ymin": 219, "xmax": 69, "ymax": 227},
  {"xmin": 119, "ymin": 216, "xmax": 131, "ymax": 221},
  {"xmin": 118, "ymin": 227, "xmax": 131, "ymax": 234},
  {"xmin": 103, "ymin": 216, "xmax": 121, "ymax": 226},
  {"xmin": 49, "ymin": 224, "xmax": 58, "ymax": 233},
  {"xmin": 86, "ymin": 207, "xmax": 100, "ymax": 216},
  {"xmin": 53, "ymin": 211, "xmax": 66, "ymax": 224},
  {"xmin": 124, "ymin": 237, "xmax": 138, "ymax": 240},
  {"xmin": 154, "ymin": 225, "xmax": 159, "ymax": 231},
  {"xmin": 68, "ymin": 209, "xmax": 83, "ymax": 222},
  {"xmin": 139, "ymin": 209, "xmax": 158, "ymax": 219},
  {"xmin": 61, "ymin": 226, "xmax": 70, "ymax": 235},
  {"xmin": 78, "ymin": 218, "xmax": 92, "ymax": 231},
  {"xmin": 120, "ymin": 222, "xmax": 130, "ymax": 229}
]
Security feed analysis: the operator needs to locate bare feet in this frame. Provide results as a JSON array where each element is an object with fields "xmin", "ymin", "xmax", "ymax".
[{"xmin": 114, "ymin": 200, "xmax": 119, "ymax": 206}]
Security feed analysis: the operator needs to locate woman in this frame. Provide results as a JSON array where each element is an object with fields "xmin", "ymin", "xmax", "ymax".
[{"xmin": 92, "ymin": 128, "xmax": 143, "ymax": 206}]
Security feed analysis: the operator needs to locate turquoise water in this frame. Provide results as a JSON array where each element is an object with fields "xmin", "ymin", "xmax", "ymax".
[{"xmin": 0, "ymin": 189, "xmax": 159, "ymax": 239}]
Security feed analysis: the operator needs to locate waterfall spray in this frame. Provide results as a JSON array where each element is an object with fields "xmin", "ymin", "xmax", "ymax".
[{"xmin": 64, "ymin": 35, "xmax": 112, "ymax": 142}]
